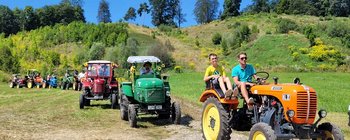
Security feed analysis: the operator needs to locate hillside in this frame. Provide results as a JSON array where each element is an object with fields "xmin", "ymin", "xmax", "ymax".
[{"xmin": 0, "ymin": 13, "xmax": 349, "ymax": 78}]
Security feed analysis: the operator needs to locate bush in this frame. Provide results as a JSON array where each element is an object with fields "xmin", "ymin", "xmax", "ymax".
[
  {"xmin": 158, "ymin": 24, "xmax": 174, "ymax": 33},
  {"xmin": 327, "ymin": 20, "xmax": 350, "ymax": 38},
  {"xmin": 251, "ymin": 25, "xmax": 259, "ymax": 34},
  {"xmin": 308, "ymin": 38, "xmax": 344, "ymax": 65},
  {"xmin": 212, "ymin": 33, "xmax": 222, "ymax": 45},
  {"xmin": 303, "ymin": 25, "xmax": 316, "ymax": 46},
  {"xmin": 276, "ymin": 18, "xmax": 298, "ymax": 34},
  {"xmin": 174, "ymin": 66, "xmax": 183, "ymax": 73},
  {"xmin": 147, "ymin": 41, "xmax": 175, "ymax": 68}
]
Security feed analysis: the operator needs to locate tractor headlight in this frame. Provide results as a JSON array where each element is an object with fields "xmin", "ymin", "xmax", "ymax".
[
  {"xmin": 287, "ymin": 110, "xmax": 295, "ymax": 118},
  {"xmin": 166, "ymin": 91, "xmax": 170, "ymax": 96},
  {"xmin": 318, "ymin": 110, "xmax": 327, "ymax": 118}
]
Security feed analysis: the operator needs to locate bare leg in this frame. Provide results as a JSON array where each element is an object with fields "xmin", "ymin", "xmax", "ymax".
[
  {"xmin": 240, "ymin": 82, "xmax": 250, "ymax": 103},
  {"xmin": 218, "ymin": 77, "xmax": 227, "ymax": 93},
  {"xmin": 224, "ymin": 77, "xmax": 232, "ymax": 90}
]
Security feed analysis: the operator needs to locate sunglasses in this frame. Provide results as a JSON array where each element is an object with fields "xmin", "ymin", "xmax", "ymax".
[{"xmin": 240, "ymin": 57, "xmax": 247, "ymax": 60}]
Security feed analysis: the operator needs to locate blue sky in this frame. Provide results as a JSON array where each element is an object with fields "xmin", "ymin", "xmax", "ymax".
[{"xmin": 0, "ymin": 0, "xmax": 252, "ymax": 27}]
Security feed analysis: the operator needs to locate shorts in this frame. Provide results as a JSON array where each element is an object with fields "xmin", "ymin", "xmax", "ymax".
[{"xmin": 212, "ymin": 77, "xmax": 219, "ymax": 85}]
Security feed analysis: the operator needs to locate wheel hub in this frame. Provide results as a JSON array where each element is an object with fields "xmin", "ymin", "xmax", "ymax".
[{"xmin": 209, "ymin": 116, "xmax": 216, "ymax": 130}]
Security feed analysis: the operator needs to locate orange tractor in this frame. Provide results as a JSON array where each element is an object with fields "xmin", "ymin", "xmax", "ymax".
[{"xmin": 199, "ymin": 72, "xmax": 344, "ymax": 140}]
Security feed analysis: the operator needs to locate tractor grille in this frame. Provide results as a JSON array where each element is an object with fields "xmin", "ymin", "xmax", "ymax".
[{"xmin": 296, "ymin": 92, "xmax": 317, "ymax": 120}]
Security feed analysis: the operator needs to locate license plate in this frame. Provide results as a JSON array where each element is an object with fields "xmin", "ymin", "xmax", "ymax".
[{"xmin": 148, "ymin": 105, "xmax": 162, "ymax": 110}]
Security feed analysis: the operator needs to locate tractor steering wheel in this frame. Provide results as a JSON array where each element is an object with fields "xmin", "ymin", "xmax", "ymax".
[{"xmin": 247, "ymin": 71, "xmax": 269, "ymax": 85}]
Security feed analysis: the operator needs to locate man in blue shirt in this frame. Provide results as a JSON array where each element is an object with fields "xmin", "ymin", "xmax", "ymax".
[{"xmin": 231, "ymin": 52, "xmax": 257, "ymax": 110}]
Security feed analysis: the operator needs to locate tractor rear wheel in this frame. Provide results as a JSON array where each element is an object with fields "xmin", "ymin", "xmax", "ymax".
[
  {"xmin": 128, "ymin": 104, "xmax": 137, "ymax": 128},
  {"xmin": 315, "ymin": 122, "xmax": 344, "ymax": 140},
  {"xmin": 111, "ymin": 93, "xmax": 118, "ymax": 109},
  {"xmin": 120, "ymin": 94, "xmax": 129, "ymax": 121},
  {"xmin": 201, "ymin": 96, "xmax": 231, "ymax": 140},
  {"xmin": 249, "ymin": 122, "xmax": 276, "ymax": 140},
  {"xmin": 171, "ymin": 102, "xmax": 181, "ymax": 124},
  {"xmin": 79, "ymin": 94, "xmax": 85, "ymax": 109}
]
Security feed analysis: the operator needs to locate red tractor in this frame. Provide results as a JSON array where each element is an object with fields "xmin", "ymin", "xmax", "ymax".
[{"xmin": 79, "ymin": 60, "xmax": 119, "ymax": 109}]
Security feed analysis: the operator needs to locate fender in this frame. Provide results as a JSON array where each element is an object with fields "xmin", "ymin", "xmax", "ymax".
[
  {"xmin": 261, "ymin": 107, "xmax": 276, "ymax": 125},
  {"xmin": 199, "ymin": 90, "xmax": 239, "ymax": 107}
]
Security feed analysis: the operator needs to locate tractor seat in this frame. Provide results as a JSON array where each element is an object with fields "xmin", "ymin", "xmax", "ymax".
[{"xmin": 205, "ymin": 80, "xmax": 225, "ymax": 98}]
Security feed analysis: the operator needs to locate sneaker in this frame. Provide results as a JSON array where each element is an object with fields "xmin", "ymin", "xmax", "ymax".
[
  {"xmin": 247, "ymin": 98, "xmax": 254, "ymax": 111},
  {"xmin": 224, "ymin": 89, "xmax": 233, "ymax": 99}
]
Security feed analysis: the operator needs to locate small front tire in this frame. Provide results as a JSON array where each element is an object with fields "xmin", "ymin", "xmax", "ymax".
[
  {"xmin": 249, "ymin": 122, "xmax": 276, "ymax": 140},
  {"xmin": 128, "ymin": 104, "xmax": 137, "ymax": 128},
  {"xmin": 79, "ymin": 94, "xmax": 85, "ymax": 109},
  {"xmin": 171, "ymin": 102, "xmax": 181, "ymax": 124}
]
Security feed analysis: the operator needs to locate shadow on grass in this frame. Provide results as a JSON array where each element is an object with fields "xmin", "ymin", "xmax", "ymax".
[
  {"xmin": 84, "ymin": 103, "xmax": 120, "ymax": 110},
  {"xmin": 136, "ymin": 114, "xmax": 194, "ymax": 128}
]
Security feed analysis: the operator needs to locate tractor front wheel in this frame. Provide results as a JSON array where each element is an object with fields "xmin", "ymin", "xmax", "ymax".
[
  {"xmin": 128, "ymin": 104, "xmax": 137, "ymax": 128},
  {"xmin": 171, "ymin": 102, "xmax": 181, "ymax": 124},
  {"xmin": 79, "ymin": 94, "xmax": 85, "ymax": 109},
  {"xmin": 27, "ymin": 81, "xmax": 33, "ymax": 88},
  {"xmin": 9, "ymin": 82, "xmax": 14, "ymax": 88},
  {"xmin": 315, "ymin": 122, "xmax": 344, "ymax": 140},
  {"xmin": 111, "ymin": 93, "xmax": 118, "ymax": 109},
  {"xmin": 120, "ymin": 94, "xmax": 129, "ymax": 121},
  {"xmin": 201, "ymin": 96, "xmax": 231, "ymax": 140},
  {"xmin": 249, "ymin": 122, "xmax": 276, "ymax": 140}
]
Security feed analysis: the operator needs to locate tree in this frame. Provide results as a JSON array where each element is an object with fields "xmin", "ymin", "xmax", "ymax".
[
  {"xmin": 137, "ymin": 2, "xmax": 150, "ymax": 17},
  {"xmin": 250, "ymin": 0, "xmax": 270, "ymax": 13},
  {"xmin": 124, "ymin": 7, "xmax": 137, "ymax": 21},
  {"xmin": 97, "ymin": 0, "xmax": 112, "ymax": 23},
  {"xmin": 328, "ymin": 0, "xmax": 350, "ymax": 17},
  {"xmin": 221, "ymin": 0, "xmax": 241, "ymax": 20},
  {"xmin": 0, "ymin": 46, "xmax": 20, "ymax": 73},
  {"xmin": 174, "ymin": 0, "xmax": 186, "ymax": 28},
  {"xmin": 0, "ymin": 5, "xmax": 19, "ymax": 36},
  {"xmin": 194, "ymin": 0, "xmax": 219, "ymax": 24},
  {"xmin": 61, "ymin": 0, "xmax": 84, "ymax": 7},
  {"xmin": 149, "ymin": 0, "xmax": 181, "ymax": 26},
  {"xmin": 88, "ymin": 42, "xmax": 106, "ymax": 60}
]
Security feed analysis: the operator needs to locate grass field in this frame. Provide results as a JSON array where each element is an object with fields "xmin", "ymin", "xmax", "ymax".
[
  {"xmin": 168, "ymin": 71, "xmax": 350, "ymax": 138},
  {"xmin": 0, "ymin": 85, "xmax": 178, "ymax": 139}
]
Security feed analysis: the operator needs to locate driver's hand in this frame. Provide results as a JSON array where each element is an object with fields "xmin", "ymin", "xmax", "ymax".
[
  {"xmin": 247, "ymin": 82, "xmax": 255, "ymax": 86},
  {"xmin": 212, "ymin": 75, "xmax": 220, "ymax": 79}
]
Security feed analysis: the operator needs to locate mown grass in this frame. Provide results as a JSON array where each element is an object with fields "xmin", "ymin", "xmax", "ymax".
[
  {"xmin": 169, "ymin": 71, "xmax": 350, "ymax": 137},
  {"xmin": 0, "ymin": 84, "xmax": 172, "ymax": 139}
]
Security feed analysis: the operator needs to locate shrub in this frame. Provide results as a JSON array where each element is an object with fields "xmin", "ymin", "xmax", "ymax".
[
  {"xmin": 308, "ymin": 38, "xmax": 344, "ymax": 65},
  {"xmin": 327, "ymin": 20, "xmax": 350, "ymax": 38},
  {"xmin": 174, "ymin": 66, "xmax": 183, "ymax": 73},
  {"xmin": 303, "ymin": 25, "xmax": 317, "ymax": 46},
  {"xmin": 276, "ymin": 18, "xmax": 298, "ymax": 34},
  {"xmin": 147, "ymin": 42, "xmax": 175, "ymax": 68},
  {"xmin": 292, "ymin": 52, "xmax": 299, "ymax": 61},
  {"xmin": 158, "ymin": 24, "xmax": 173, "ymax": 33},
  {"xmin": 299, "ymin": 48, "xmax": 309, "ymax": 54},
  {"xmin": 212, "ymin": 33, "xmax": 222, "ymax": 45},
  {"xmin": 251, "ymin": 25, "xmax": 259, "ymax": 34}
]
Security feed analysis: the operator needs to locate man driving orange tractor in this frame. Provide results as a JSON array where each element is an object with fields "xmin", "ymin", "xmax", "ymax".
[
  {"xmin": 203, "ymin": 53, "xmax": 233, "ymax": 98},
  {"xmin": 231, "ymin": 52, "xmax": 257, "ymax": 110}
]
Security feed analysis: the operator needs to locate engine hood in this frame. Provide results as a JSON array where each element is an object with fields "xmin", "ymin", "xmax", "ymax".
[{"xmin": 135, "ymin": 78, "xmax": 164, "ymax": 89}]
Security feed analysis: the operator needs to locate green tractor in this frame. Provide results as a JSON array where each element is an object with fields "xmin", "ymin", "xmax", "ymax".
[
  {"xmin": 61, "ymin": 69, "xmax": 78, "ymax": 90},
  {"xmin": 120, "ymin": 56, "xmax": 181, "ymax": 128}
]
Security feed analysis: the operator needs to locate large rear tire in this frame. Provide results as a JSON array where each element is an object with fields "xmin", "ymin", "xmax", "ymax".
[
  {"xmin": 249, "ymin": 122, "xmax": 276, "ymax": 140},
  {"xmin": 79, "ymin": 94, "xmax": 85, "ymax": 109},
  {"xmin": 201, "ymin": 96, "xmax": 231, "ymax": 140},
  {"xmin": 128, "ymin": 104, "xmax": 137, "ymax": 128},
  {"xmin": 315, "ymin": 122, "xmax": 344, "ymax": 140},
  {"xmin": 111, "ymin": 93, "xmax": 118, "ymax": 109},
  {"xmin": 171, "ymin": 102, "xmax": 181, "ymax": 124}
]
